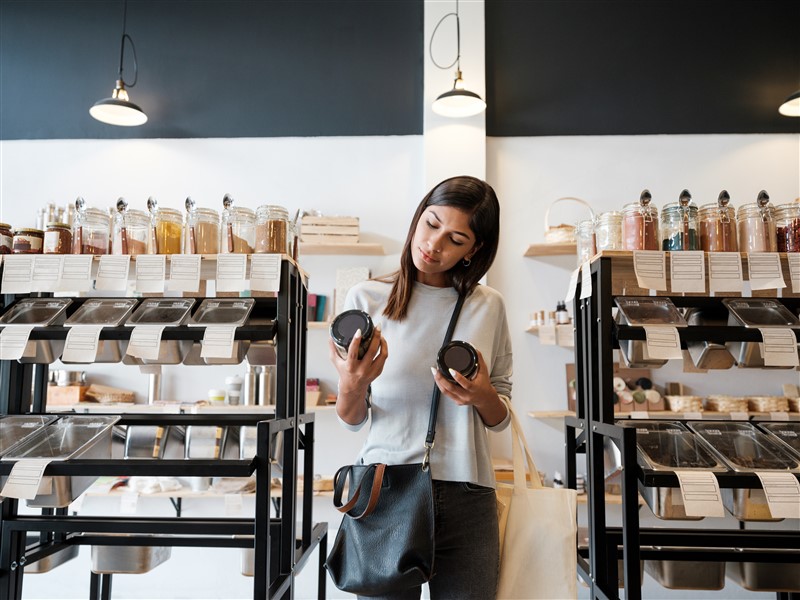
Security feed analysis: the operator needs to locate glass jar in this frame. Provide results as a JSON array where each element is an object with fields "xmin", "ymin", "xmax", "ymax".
[
  {"xmin": 661, "ymin": 191, "xmax": 699, "ymax": 251},
  {"xmin": 113, "ymin": 209, "xmax": 151, "ymax": 255},
  {"xmin": 594, "ymin": 211, "xmax": 623, "ymax": 251},
  {"xmin": 255, "ymin": 204, "xmax": 290, "ymax": 254},
  {"xmin": 12, "ymin": 228, "xmax": 44, "ymax": 254},
  {"xmin": 185, "ymin": 208, "xmax": 220, "ymax": 254},
  {"xmin": 775, "ymin": 203, "xmax": 800, "ymax": 252},
  {"xmin": 737, "ymin": 192, "xmax": 776, "ymax": 253},
  {"xmin": 575, "ymin": 219, "xmax": 596, "ymax": 265},
  {"xmin": 72, "ymin": 207, "xmax": 110, "ymax": 254},
  {"xmin": 0, "ymin": 222, "xmax": 12, "ymax": 254},
  {"xmin": 153, "ymin": 207, "xmax": 183, "ymax": 254},
  {"xmin": 43, "ymin": 222, "xmax": 72, "ymax": 254},
  {"xmin": 221, "ymin": 206, "xmax": 256, "ymax": 253},
  {"xmin": 699, "ymin": 191, "xmax": 738, "ymax": 252},
  {"xmin": 621, "ymin": 190, "xmax": 659, "ymax": 250}
]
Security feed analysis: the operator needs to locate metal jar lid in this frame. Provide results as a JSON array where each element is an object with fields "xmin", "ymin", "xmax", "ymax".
[
  {"xmin": 14, "ymin": 228, "xmax": 44, "ymax": 235},
  {"xmin": 437, "ymin": 340, "xmax": 479, "ymax": 382},
  {"xmin": 330, "ymin": 310, "xmax": 373, "ymax": 355}
]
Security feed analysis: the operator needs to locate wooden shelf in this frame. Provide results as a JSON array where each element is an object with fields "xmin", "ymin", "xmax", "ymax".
[
  {"xmin": 524, "ymin": 242, "xmax": 576, "ymax": 257},
  {"xmin": 308, "ymin": 321, "xmax": 330, "ymax": 329},
  {"xmin": 528, "ymin": 410, "xmax": 799, "ymax": 421},
  {"xmin": 299, "ymin": 242, "xmax": 384, "ymax": 256},
  {"xmin": 528, "ymin": 410, "xmax": 575, "ymax": 419}
]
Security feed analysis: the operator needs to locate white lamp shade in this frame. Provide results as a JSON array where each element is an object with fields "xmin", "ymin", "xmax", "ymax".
[
  {"xmin": 89, "ymin": 98, "xmax": 148, "ymax": 126},
  {"xmin": 779, "ymin": 90, "xmax": 800, "ymax": 117},
  {"xmin": 432, "ymin": 89, "xmax": 486, "ymax": 118}
]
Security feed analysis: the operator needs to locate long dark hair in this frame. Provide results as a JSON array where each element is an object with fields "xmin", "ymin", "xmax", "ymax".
[{"xmin": 382, "ymin": 176, "xmax": 500, "ymax": 321}]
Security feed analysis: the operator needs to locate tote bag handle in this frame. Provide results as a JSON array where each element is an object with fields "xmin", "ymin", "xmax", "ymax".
[{"xmin": 508, "ymin": 403, "xmax": 544, "ymax": 490}]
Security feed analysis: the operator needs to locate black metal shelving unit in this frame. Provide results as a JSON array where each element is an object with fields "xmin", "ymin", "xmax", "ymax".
[
  {"xmin": 568, "ymin": 254, "xmax": 800, "ymax": 600},
  {"xmin": 0, "ymin": 257, "xmax": 327, "ymax": 600}
]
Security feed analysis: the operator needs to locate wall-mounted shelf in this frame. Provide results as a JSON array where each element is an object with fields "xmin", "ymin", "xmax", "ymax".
[
  {"xmin": 524, "ymin": 242, "xmax": 576, "ymax": 257},
  {"xmin": 529, "ymin": 410, "xmax": 799, "ymax": 421},
  {"xmin": 299, "ymin": 242, "xmax": 384, "ymax": 255},
  {"xmin": 308, "ymin": 321, "xmax": 330, "ymax": 329}
]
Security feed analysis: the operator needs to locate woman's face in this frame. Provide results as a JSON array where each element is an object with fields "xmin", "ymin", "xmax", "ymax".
[{"xmin": 411, "ymin": 205, "xmax": 479, "ymax": 287}]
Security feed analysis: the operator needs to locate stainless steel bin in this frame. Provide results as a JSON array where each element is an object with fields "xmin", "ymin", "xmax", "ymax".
[
  {"xmin": 122, "ymin": 298, "xmax": 195, "ymax": 365},
  {"xmin": 185, "ymin": 298, "xmax": 255, "ymax": 365},
  {"xmin": 62, "ymin": 298, "xmax": 138, "ymax": 363},
  {"xmin": 0, "ymin": 298, "xmax": 72, "ymax": 363},
  {"xmin": 727, "ymin": 561, "xmax": 800, "ymax": 592},
  {"xmin": 645, "ymin": 559, "xmax": 725, "ymax": 590},
  {"xmin": 614, "ymin": 297, "xmax": 686, "ymax": 368},
  {"xmin": 723, "ymin": 299, "xmax": 800, "ymax": 368},
  {"xmin": 90, "ymin": 535, "xmax": 171, "ymax": 574},
  {"xmin": 24, "ymin": 544, "xmax": 79, "ymax": 574}
]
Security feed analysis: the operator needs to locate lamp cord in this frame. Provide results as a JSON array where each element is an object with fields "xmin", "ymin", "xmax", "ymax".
[
  {"xmin": 117, "ymin": 0, "xmax": 138, "ymax": 87},
  {"xmin": 429, "ymin": 0, "xmax": 460, "ymax": 72}
]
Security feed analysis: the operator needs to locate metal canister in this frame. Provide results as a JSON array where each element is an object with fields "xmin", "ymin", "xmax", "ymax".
[
  {"xmin": 330, "ymin": 310, "xmax": 374, "ymax": 359},
  {"xmin": 437, "ymin": 340, "xmax": 479, "ymax": 382}
]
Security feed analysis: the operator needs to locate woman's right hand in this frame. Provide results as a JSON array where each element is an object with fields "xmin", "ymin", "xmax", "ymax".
[{"xmin": 329, "ymin": 326, "xmax": 388, "ymax": 424}]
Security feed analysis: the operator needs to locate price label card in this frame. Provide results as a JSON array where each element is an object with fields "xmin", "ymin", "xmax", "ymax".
[
  {"xmin": 31, "ymin": 255, "xmax": 64, "ymax": 292},
  {"xmin": 167, "ymin": 255, "xmax": 202, "ymax": 292},
  {"xmin": 787, "ymin": 254, "xmax": 800, "ymax": 293},
  {"xmin": 200, "ymin": 326, "xmax": 237, "ymax": 358},
  {"xmin": 670, "ymin": 251, "xmax": 705, "ymax": 293},
  {"xmin": 215, "ymin": 254, "xmax": 248, "ymax": 293},
  {"xmin": 1, "ymin": 255, "xmax": 35, "ymax": 294},
  {"xmin": 0, "ymin": 326, "xmax": 35, "ymax": 360},
  {"xmin": 95, "ymin": 255, "xmax": 131, "ymax": 291},
  {"xmin": 633, "ymin": 250, "xmax": 667, "ymax": 291},
  {"xmin": 755, "ymin": 472, "xmax": 800, "ymax": 520},
  {"xmin": 58, "ymin": 255, "xmax": 94, "ymax": 292},
  {"xmin": 61, "ymin": 325, "xmax": 103, "ymax": 363},
  {"xmin": 630, "ymin": 411, "xmax": 649, "ymax": 420},
  {"xmin": 674, "ymin": 470, "xmax": 725, "ymax": 518},
  {"xmin": 135, "ymin": 255, "xmax": 166, "ymax": 293},
  {"xmin": 758, "ymin": 328, "xmax": 799, "ymax": 367},
  {"xmin": 250, "ymin": 254, "xmax": 281, "ymax": 292},
  {"xmin": 748, "ymin": 253, "xmax": 786, "ymax": 291},
  {"xmin": 126, "ymin": 325, "xmax": 165, "ymax": 360},
  {"xmin": 643, "ymin": 325, "xmax": 683, "ymax": 360},
  {"xmin": 579, "ymin": 261, "xmax": 592, "ymax": 299},
  {"xmin": 0, "ymin": 459, "xmax": 52, "ymax": 500},
  {"xmin": 708, "ymin": 252, "xmax": 744, "ymax": 293},
  {"xmin": 564, "ymin": 267, "xmax": 580, "ymax": 303}
]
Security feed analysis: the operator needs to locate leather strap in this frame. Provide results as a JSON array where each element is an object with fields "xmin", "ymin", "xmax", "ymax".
[{"xmin": 333, "ymin": 463, "xmax": 386, "ymax": 519}]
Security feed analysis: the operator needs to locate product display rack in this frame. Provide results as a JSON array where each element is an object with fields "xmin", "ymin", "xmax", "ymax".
[
  {"xmin": 0, "ymin": 257, "xmax": 327, "ymax": 600},
  {"xmin": 567, "ymin": 253, "xmax": 800, "ymax": 600}
]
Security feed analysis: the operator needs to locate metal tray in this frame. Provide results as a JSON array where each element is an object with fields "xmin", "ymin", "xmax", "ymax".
[
  {"xmin": 645, "ymin": 559, "xmax": 725, "ymax": 590},
  {"xmin": 24, "ymin": 543, "xmax": 79, "ymax": 574},
  {"xmin": 1, "ymin": 415, "xmax": 120, "ymax": 507},
  {"xmin": 0, "ymin": 298, "xmax": 72, "ymax": 363},
  {"xmin": 123, "ymin": 298, "xmax": 195, "ymax": 365},
  {"xmin": 0, "ymin": 415, "xmax": 58, "ymax": 457},
  {"xmin": 757, "ymin": 422, "xmax": 800, "ymax": 461},
  {"xmin": 684, "ymin": 308, "xmax": 736, "ymax": 370},
  {"xmin": 723, "ymin": 299, "xmax": 800, "ymax": 328},
  {"xmin": 614, "ymin": 297, "xmax": 687, "ymax": 326},
  {"xmin": 90, "ymin": 536, "xmax": 171, "ymax": 574},
  {"xmin": 727, "ymin": 561, "xmax": 800, "ymax": 592},
  {"xmin": 63, "ymin": 299, "xmax": 138, "ymax": 363}
]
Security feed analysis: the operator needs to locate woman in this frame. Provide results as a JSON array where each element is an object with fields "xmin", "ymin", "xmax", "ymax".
[{"xmin": 330, "ymin": 175, "xmax": 513, "ymax": 600}]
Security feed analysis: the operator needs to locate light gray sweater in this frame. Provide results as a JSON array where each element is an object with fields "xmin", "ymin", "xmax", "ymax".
[{"xmin": 337, "ymin": 279, "xmax": 513, "ymax": 488}]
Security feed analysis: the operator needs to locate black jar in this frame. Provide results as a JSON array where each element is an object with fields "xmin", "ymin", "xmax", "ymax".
[
  {"xmin": 330, "ymin": 310, "xmax": 374, "ymax": 359},
  {"xmin": 437, "ymin": 341, "xmax": 479, "ymax": 382}
]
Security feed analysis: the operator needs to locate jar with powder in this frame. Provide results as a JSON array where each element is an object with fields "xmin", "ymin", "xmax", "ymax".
[
  {"xmin": 594, "ymin": 211, "xmax": 623, "ymax": 252},
  {"xmin": 661, "ymin": 190, "xmax": 699, "ymax": 251},
  {"xmin": 255, "ymin": 204, "xmax": 290, "ymax": 254},
  {"xmin": 621, "ymin": 190, "xmax": 659, "ymax": 250},
  {"xmin": 221, "ymin": 200, "xmax": 255, "ymax": 254},
  {"xmin": 153, "ymin": 207, "xmax": 183, "ymax": 254},
  {"xmin": 12, "ymin": 228, "xmax": 44, "ymax": 254},
  {"xmin": 0, "ymin": 223, "xmax": 13, "ymax": 254},
  {"xmin": 72, "ymin": 205, "xmax": 110, "ymax": 254},
  {"xmin": 43, "ymin": 222, "xmax": 72, "ymax": 254},
  {"xmin": 737, "ymin": 191, "xmax": 777, "ymax": 253},
  {"xmin": 185, "ymin": 207, "xmax": 220, "ymax": 254},
  {"xmin": 775, "ymin": 202, "xmax": 800, "ymax": 252},
  {"xmin": 575, "ymin": 219, "xmax": 596, "ymax": 265},
  {"xmin": 113, "ymin": 208, "xmax": 151, "ymax": 255},
  {"xmin": 699, "ymin": 190, "xmax": 738, "ymax": 252}
]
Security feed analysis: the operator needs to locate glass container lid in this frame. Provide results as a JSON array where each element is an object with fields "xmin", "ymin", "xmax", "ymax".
[
  {"xmin": 65, "ymin": 299, "xmax": 139, "ymax": 327},
  {"xmin": 187, "ymin": 298, "xmax": 255, "ymax": 327},
  {"xmin": 686, "ymin": 421, "xmax": 800, "ymax": 472},
  {"xmin": 125, "ymin": 298, "xmax": 196, "ymax": 326},
  {"xmin": 617, "ymin": 420, "xmax": 726, "ymax": 471},
  {"xmin": 0, "ymin": 415, "xmax": 58, "ymax": 456},
  {"xmin": 722, "ymin": 299, "xmax": 800, "ymax": 328},
  {"xmin": 757, "ymin": 422, "xmax": 800, "ymax": 461},
  {"xmin": 3, "ymin": 415, "xmax": 120, "ymax": 460},
  {"xmin": 615, "ymin": 297, "xmax": 687, "ymax": 326},
  {"xmin": 0, "ymin": 298, "xmax": 72, "ymax": 326}
]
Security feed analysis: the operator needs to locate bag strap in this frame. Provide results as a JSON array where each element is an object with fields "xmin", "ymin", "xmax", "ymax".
[
  {"xmin": 508, "ymin": 403, "xmax": 544, "ymax": 490},
  {"xmin": 332, "ymin": 463, "xmax": 387, "ymax": 519},
  {"xmin": 423, "ymin": 293, "xmax": 466, "ymax": 469}
]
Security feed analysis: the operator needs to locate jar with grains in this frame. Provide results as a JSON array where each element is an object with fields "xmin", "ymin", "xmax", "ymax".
[
  {"xmin": 737, "ymin": 190, "xmax": 777, "ymax": 253},
  {"xmin": 153, "ymin": 207, "xmax": 183, "ymax": 254},
  {"xmin": 12, "ymin": 228, "xmax": 44, "ymax": 254},
  {"xmin": 622, "ymin": 190, "xmax": 659, "ymax": 250},
  {"xmin": 113, "ymin": 208, "xmax": 151, "ymax": 255},
  {"xmin": 221, "ymin": 197, "xmax": 255, "ymax": 254},
  {"xmin": 575, "ymin": 219, "xmax": 596, "ymax": 265},
  {"xmin": 255, "ymin": 204, "xmax": 290, "ymax": 254},
  {"xmin": 43, "ymin": 222, "xmax": 72, "ymax": 254},
  {"xmin": 185, "ymin": 207, "xmax": 220, "ymax": 254},
  {"xmin": 0, "ymin": 223, "xmax": 12, "ymax": 254},
  {"xmin": 699, "ymin": 190, "xmax": 738, "ymax": 252},
  {"xmin": 661, "ymin": 190, "xmax": 699, "ymax": 251},
  {"xmin": 594, "ymin": 211, "xmax": 623, "ymax": 251},
  {"xmin": 72, "ymin": 205, "xmax": 110, "ymax": 254},
  {"xmin": 775, "ymin": 203, "xmax": 800, "ymax": 252}
]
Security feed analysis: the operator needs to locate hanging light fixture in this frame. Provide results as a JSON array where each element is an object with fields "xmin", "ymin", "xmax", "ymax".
[
  {"xmin": 778, "ymin": 90, "xmax": 800, "ymax": 117},
  {"xmin": 430, "ymin": 0, "xmax": 486, "ymax": 118},
  {"xmin": 89, "ymin": 0, "xmax": 147, "ymax": 126}
]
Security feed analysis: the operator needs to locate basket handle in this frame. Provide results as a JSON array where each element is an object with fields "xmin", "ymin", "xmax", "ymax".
[{"xmin": 544, "ymin": 197, "xmax": 595, "ymax": 233}]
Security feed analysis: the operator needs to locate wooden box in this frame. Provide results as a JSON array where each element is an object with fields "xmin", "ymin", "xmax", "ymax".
[{"xmin": 301, "ymin": 216, "xmax": 359, "ymax": 244}]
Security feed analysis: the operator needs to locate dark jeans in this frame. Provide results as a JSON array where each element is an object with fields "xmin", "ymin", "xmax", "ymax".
[{"xmin": 359, "ymin": 479, "xmax": 500, "ymax": 600}]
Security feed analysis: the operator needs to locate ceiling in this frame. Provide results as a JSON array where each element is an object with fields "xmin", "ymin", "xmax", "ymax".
[{"xmin": 0, "ymin": 0, "xmax": 798, "ymax": 140}]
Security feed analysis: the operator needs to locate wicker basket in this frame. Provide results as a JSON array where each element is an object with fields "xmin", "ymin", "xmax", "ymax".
[
  {"xmin": 705, "ymin": 395, "xmax": 748, "ymax": 413},
  {"xmin": 664, "ymin": 395, "xmax": 704, "ymax": 412},
  {"xmin": 544, "ymin": 197, "xmax": 594, "ymax": 244},
  {"xmin": 746, "ymin": 396, "xmax": 790, "ymax": 412}
]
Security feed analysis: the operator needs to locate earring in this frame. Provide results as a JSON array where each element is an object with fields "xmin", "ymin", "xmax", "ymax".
[{"xmin": 462, "ymin": 257, "xmax": 472, "ymax": 267}]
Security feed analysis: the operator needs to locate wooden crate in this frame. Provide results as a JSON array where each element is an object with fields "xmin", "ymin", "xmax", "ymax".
[{"xmin": 301, "ymin": 216, "xmax": 359, "ymax": 244}]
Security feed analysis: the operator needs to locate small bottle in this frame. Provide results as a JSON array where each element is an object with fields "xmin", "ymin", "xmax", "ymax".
[
  {"xmin": 556, "ymin": 301, "xmax": 570, "ymax": 324},
  {"xmin": 547, "ymin": 311, "xmax": 557, "ymax": 325},
  {"xmin": 552, "ymin": 471, "xmax": 565, "ymax": 489}
]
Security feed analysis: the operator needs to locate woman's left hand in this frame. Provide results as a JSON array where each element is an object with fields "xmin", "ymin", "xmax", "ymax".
[{"xmin": 433, "ymin": 350, "xmax": 507, "ymax": 426}]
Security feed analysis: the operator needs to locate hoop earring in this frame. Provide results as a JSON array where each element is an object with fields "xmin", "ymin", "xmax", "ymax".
[{"xmin": 462, "ymin": 257, "xmax": 472, "ymax": 267}]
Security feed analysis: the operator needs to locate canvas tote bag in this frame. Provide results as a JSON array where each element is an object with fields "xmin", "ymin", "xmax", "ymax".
[{"xmin": 496, "ymin": 405, "xmax": 578, "ymax": 599}]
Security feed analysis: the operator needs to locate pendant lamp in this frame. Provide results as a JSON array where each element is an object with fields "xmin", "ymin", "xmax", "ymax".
[
  {"xmin": 778, "ymin": 90, "xmax": 800, "ymax": 117},
  {"xmin": 90, "ymin": 0, "xmax": 147, "ymax": 126},
  {"xmin": 430, "ymin": 0, "xmax": 486, "ymax": 118}
]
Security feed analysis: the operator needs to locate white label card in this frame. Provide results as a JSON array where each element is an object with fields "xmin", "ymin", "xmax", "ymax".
[
  {"xmin": 788, "ymin": 254, "xmax": 800, "ymax": 293},
  {"xmin": 630, "ymin": 411, "xmax": 649, "ymax": 419},
  {"xmin": 61, "ymin": 325, "xmax": 103, "ymax": 363},
  {"xmin": 564, "ymin": 267, "xmax": 580, "ymax": 303},
  {"xmin": 126, "ymin": 325, "xmax": 165, "ymax": 360},
  {"xmin": 758, "ymin": 327, "xmax": 799, "ymax": 367},
  {"xmin": 0, "ymin": 459, "xmax": 52, "ymax": 500},
  {"xmin": 755, "ymin": 472, "xmax": 800, "ymax": 520},
  {"xmin": 708, "ymin": 252, "xmax": 744, "ymax": 293},
  {"xmin": 674, "ymin": 470, "xmax": 725, "ymax": 518},
  {"xmin": 31, "ymin": 255, "xmax": 64, "ymax": 292},
  {"xmin": 135, "ymin": 255, "xmax": 167, "ymax": 293},
  {"xmin": 120, "ymin": 491, "xmax": 139, "ymax": 515},
  {"xmin": 579, "ymin": 261, "xmax": 592, "ymax": 299},
  {"xmin": 747, "ymin": 252, "xmax": 786, "ymax": 291},
  {"xmin": 538, "ymin": 324, "xmax": 556, "ymax": 345},
  {"xmin": 642, "ymin": 325, "xmax": 683, "ymax": 359},
  {"xmin": 250, "ymin": 254, "xmax": 281, "ymax": 292},
  {"xmin": 670, "ymin": 251, "xmax": 706, "ymax": 293},
  {"xmin": 95, "ymin": 255, "xmax": 131, "ymax": 291},
  {"xmin": 224, "ymin": 493, "xmax": 244, "ymax": 516},
  {"xmin": 58, "ymin": 255, "xmax": 94, "ymax": 292},
  {"xmin": 167, "ymin": 255, "xmax": 202, "ymax": 292},
  {"xmin": 216, "ymin": 254, "xmax": 248, "ymax": 293},
  {"xmin": 200, "ymin": 326, "xmax": 237, "ymax": 358},
  {"xmin": 1, "ymin": 255, "xmax": 35, "ymax": 294},
  {"xmin": 0, "ymin": 326, "xmax": 35, "ymax": 360},
  {"xmin": 633, "ymin": 250, "xmax": 667, "ymax": 291}
]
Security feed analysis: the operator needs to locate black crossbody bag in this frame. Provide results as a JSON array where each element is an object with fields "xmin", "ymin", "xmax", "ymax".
[{"xmin": 324, "ymin": 294, "xmax": 465, "ymax": 596}]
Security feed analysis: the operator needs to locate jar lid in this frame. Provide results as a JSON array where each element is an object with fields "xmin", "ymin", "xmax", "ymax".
[
  {"xmin": 0, "ymin": 222, "xmax": 11, "ymax": 229},
  {"xmin": 662, "ymin": 201, "xmax": 697, "ymax": 215},
  {"xmin": 437, "ymin": 341, "xmax": 479, "ymax": 382},
  {"xmin": 330, "ymin": 309, "xmax": 373, "ymax": 350},
  {"xmin": 14, "ymin": 228, "xmax": 44, "ymax": 235},
  {"xmin": 46, "ymin": 222, "xmax": 70, "ymax": 229}
]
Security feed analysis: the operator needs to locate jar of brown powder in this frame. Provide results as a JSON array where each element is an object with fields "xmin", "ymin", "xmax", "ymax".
[
  {"xmin": 699, "ymin": 190, "xmax": 738, "ymax": 252},
  {"xmin": 737, "ymin": 191, "xmax": 777, "ymax": 253},
  {"xmin": 43, "ymin": 222, "xmax": 72, "ymax": 254},
  {"xmin": 621, "ymin": 190, "xmax": 659, "ymax": 250},
  {"xmin": 255, "ymin": 204, "xmax": 290, "ymax": 254}
]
